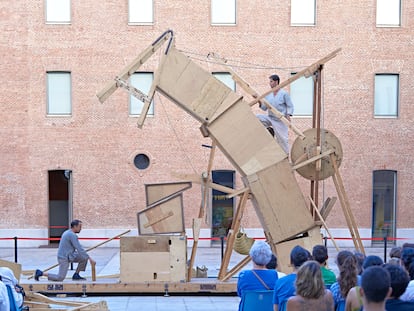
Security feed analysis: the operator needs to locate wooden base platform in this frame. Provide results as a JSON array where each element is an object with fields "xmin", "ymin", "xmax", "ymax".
[{"xmin": 21, "ymin": 278, "xmax": 237, "ymax": 295}]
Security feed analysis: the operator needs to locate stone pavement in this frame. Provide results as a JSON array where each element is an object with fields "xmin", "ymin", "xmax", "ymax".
[{"xmin": 0, "ymin": 245, "xmax": 390, "ymax": 310}]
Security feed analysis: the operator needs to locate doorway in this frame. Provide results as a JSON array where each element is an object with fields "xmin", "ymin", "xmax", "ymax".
[
  {"xmin": 211, "ymin": 170, "xmax": 235, "ymax": 241},
  {"xmin": 372, "ymin": 170, "xmax": 397, "ymax": 246},
  {"xmin": 48, "ymin": 170, "xmax": 72, "ymax": 244}
]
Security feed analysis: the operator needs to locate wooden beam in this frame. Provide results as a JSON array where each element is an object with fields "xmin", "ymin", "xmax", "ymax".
[
  {"xmin": 249, "ymin": 48, "xmax": 342, "ymax": 106},
  {"xmin": 291, "ymin": 149, "xmax": 335, "ymax": 171}
]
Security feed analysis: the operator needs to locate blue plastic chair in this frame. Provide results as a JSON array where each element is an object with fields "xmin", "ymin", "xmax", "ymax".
[
  {"xmin": 6, "ymin": 285, "xmax": 22, "ymax": 311},
  {"xmin": 240, "ymin": 290, "xmax": 274, "ymax": 311}
]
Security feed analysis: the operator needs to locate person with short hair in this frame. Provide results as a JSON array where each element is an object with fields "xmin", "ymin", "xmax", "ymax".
[
  {"xmin": 287, "ymin": 260, "xmax": 334, "ymax": 311},
  {"xmin": 266, "ymin": 254, "xmax": 286, "ymax": 278},
  {"xmin": 359, "ymin": 266, "xmax": 391, "ymax": 311},
  {"xmin": 237, "ymin": 241, "xmax": 278, "ymax": 311},
  {"xmin": 34, "ymin": 219, "xmax": 96, "ymax": 281},
  {"xmin": 312, "ymin": 245, "xmax": 336, "ymax": 288},
  {"xmin": 362, "ymin": 255, "xmax": 384, "ymax": 270},
  {"xmin": 273, "ymin": 245, "xmax": 311, "ymax": 311},
  {"xmin": 400, "ymin": 247, "xmax": 414, "ymax": 301},
  {"xmin": 257, "ymin": 74, "xmax": 294, "ymax": 154},
  {"xmin": 383, "ymin": 263, "xmax": 414, "ymax": 311}
]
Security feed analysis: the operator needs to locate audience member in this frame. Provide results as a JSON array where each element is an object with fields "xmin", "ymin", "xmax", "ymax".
[
  {"xmin": 383, "ymin": 263, "xmax": 414, "ymax": 310},
  {"xmin": 237, "ymin": 241, "xmax": 277, "ymax": 311},
  {"xmin": 359, "ymin": 266, "xmax": 391, "ymax": 311},
  {"xmin": 329, "ymin": 250, "xmax": 359, "ymax": 311},
  {"xmin": 389, "ymin": 246, "xmax": 402, "ymax": 260},
  {"xmin": 0, "ymin": 267, "xmax": 23, "ymax": 308},
  {"xmin": 286, "ymin": 260, "xmax": 334, "ymax": 311},
  {"xmin": 266, "ymin": 254, "xmax": 286, "ymax": 278},
  {"xmin": 273, "ymin": 245, "xmax": 311, "ymax": 311},
  {"xmin": 362, "ymin": 255, "xmax": 383, "ymax": 270},
  {"xmin": 399, "ymin": 247, "xmax": 414, "ymax": 301},
  {"xmin": 312, "ymin": 245, "xmax": 336, "ymax": 288},
  {"xmin": 0, "ymin": 279, "xmax": 9, "ymax": 311},
  {"xmin": 353, "ymin": 252, "xmax": 365, "ymax": 275}
]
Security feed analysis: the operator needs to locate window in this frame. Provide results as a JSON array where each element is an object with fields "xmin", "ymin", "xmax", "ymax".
[
  {"xmin": 374, "ymin": 74, "xmax": 399, "ymax": 117},
  {"xmin": 213, "ymin": 72, "xmax": 236, "ymax": 91},
  {"xmin": 211, "ymin": 0, "xmax": 236, "ymax": 25},
  {"xmin": 134, "ymin": 153, "xmax": 150, "ymax": 170},
  {"xmin": 128, "ymin": 0, "xmax": 153, "ymax": 24},
  {"xmin": 291, "ymin": 0, "xmax": 316, "ymax": 26},
  {"xmin": 372, "ymin": 170, "xmax": 397, "ymax": 245},
  {"xmin": 130, "ymin": 72, "xmax": 154, "ymax": 116},
  {"xmin": 290, "ymin": 75, "xmax": 314, "ymax": 116},
  {"xmin": 376, "ymin": 0, "xmax": 401, "ymax": 27},
  {"xmin": 45, "ymin": 0, "xmax": 71, "ymax": 24},
  {"xmin": 47, "ymin": 72, "xmax": 71, "ymax": 115}
]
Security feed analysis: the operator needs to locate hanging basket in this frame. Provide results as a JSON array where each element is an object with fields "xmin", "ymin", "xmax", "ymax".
[{"xmin": 233, "ymin": 230, "xmax": 255, "ymax": 255}]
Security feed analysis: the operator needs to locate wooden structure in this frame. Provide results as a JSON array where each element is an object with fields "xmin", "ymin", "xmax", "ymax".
[
  {"xmin": 18, "ymin": 30, "xmax": 365, "ymax": 296},
  {"xmin": 96, "ymin": 30, "xmax": 364, "ymax": 281},
  {"xmin": 120, "ymin": 235, "xmax": 187, "ymax": 283}
]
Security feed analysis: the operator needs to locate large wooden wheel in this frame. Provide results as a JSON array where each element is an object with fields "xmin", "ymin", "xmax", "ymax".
[{"xmin": 291, "ymin": 128, "xmax": 343, "ymax": 181}]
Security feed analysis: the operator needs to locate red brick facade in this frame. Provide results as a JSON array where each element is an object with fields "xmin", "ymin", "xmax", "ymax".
[{"xmin": 0, "ymin": 1, "xmax": 413, "ymax": 246}]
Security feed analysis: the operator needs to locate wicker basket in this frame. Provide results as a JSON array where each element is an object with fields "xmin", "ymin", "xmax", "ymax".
[{"xmin": 233, "ymin": 230, "xmax": 255, "ymax": 255}]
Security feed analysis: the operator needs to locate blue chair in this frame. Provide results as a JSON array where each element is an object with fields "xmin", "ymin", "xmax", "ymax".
[
  {"xmin": 240, "ymin": 290, "xmax": 274, "ymax": 311},
  {"xmin": 6, "ymin": 285, "xmax": 23, "ymax": 311}
]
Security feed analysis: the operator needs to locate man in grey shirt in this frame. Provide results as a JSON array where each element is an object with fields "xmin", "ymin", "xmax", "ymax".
[{"xmin": 34, "ymin": 219, "xmax": 96, "ymax": 281}]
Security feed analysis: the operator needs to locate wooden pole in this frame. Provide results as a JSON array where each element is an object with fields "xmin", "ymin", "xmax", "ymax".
[
  {"xmin": 218, "ymin": 190, "xmax": 250, "ymax": 280},
  {"xmin": 28, "ymin": 230, "xmax": 131, "ymax": 279}
]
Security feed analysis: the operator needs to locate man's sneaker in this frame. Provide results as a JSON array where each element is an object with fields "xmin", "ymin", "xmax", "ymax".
[
  {"xmin": 34, "ymin": 269, "xmax": 43, "ymax": 281},
  {"xmin": 72, "ymin": 273, "xmax": 86, "ymax": 281}
]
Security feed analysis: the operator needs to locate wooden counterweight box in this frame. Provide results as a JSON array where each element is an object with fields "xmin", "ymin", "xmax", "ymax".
[{"xmin": 120, "ymin": 235, "xmax": 187, "ymax": 283}]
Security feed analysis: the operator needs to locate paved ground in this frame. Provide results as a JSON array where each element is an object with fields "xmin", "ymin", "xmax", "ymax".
[{"xmin": 0, "ymin": 245, "xmax": 389, "ymax": 310}]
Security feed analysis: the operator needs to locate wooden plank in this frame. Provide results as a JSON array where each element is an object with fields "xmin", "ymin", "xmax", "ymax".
[
  {"xmin": 96, "ymin": 31, "xmax": 172, "ymax": 103},
  {"xmin": 120, "ymin": 252, "xmax": 171, "ymax": 282},
  {"xmin": 169, "ymin": 236, "xmax": 187, "ymax": 282},
  {"xmin": 249, "ymin": 48, "xmax": 342, "ymax": 106},
  {"xmin": 145, "ymin": 181, "xmax": 192, "ymax": 206},
  {"xmin": 320, "ymin": 196, "xmax": 337, "ymax": 220},
  {"xmin": 120, "ymin": 236, "xmax": 170, "ymax": 252},
  {"xmin": 137, "ymin": 195, "xmax": 185, "ymax": 235}
]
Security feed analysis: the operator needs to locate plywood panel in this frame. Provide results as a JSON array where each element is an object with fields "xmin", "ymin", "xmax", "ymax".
[
  {"xmin": 120, "ymin": 252, "xmax": 170, "ymax": 282},
  {"xmin": 245, "ymin": 160, "xmax": 316, "ymax": 242},
  {"xmin": 138, "ymin": 195, "xmax": 185, "ymax": 235},
  {"xmin": 120, "ymin": 236, "xmax": 170, "ymax": 252},
  {"xmin": 0, "ymin": 259, "xmax": 22, "ymax": 283},
  {"xmin": 273, "ymin": 226, "xmax": 322, "ymax": 273},
  {"xmin": 145, "ymin": 182, "xmax": 192, "ymax": 206}
]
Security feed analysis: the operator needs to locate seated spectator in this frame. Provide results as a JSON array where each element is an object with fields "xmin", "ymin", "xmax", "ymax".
[
  {"xmin": 0, "ymin": 279, "xmax": 9, "ymax": 311},
  {"xmin": 329, "ymin": 250, "xmax": 359, "ymax": 311},
  {"xmin": 383, "ymin": 263, "xmax": 414, "ymax": 311},
  {"xmin": 286, "ymin": 260, "xmax": 334, "ymax": 311},
  {"xmin": 237, "ymin": 241, "xmax": 277, "ymax": 311},
  {"xmin": 353, "ymin": 252, "xmax": 365, "ymax": 276},
  {"xmin": 362, "ymin": 255, "xmax": 383, "ymax": 270},
  {"xmin": 312, "ymin": 245, "xmax": 336, "ymax": 288},
  {"xmin": 389, "ymin": 246, "xmax": 402, "ymax": 260},
  {"xmin": 266, "ymin": 254, "xmax": 286, "ymax": 278},
  {"xmin": 273, "ymin": 245, "xmax": 311, "ymax": 311},
  {"xmin": 400, "ymin": 247, "xmax": 414, "ymax": 302},
  {"xmin": 0, "ymin": 267, "xmax": 23, "ymax": 308},
  {"xmin": 359, "ymin": 266, "xmax": 391, "ymax": 311}
]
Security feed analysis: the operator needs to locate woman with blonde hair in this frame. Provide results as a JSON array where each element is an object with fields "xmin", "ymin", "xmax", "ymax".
[{"xmin": 287, "ymin": 260, "xmax": 334, "ymax": 311}]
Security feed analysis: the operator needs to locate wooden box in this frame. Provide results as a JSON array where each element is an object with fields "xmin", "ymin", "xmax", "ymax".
[{"xmin": 120, "ymin": 235, "xmax": 187, "ymax": 283}]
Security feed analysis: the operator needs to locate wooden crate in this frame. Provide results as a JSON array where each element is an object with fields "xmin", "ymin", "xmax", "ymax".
[{"xmin": 120, "ymin": 235, "xmax": 187, "ymax": 283}]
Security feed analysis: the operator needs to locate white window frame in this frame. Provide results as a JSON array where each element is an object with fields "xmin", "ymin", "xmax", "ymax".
[
  {"xmin": 47, "ymin": 72, "xmax": 72, "ymax": 116},
  {"xmin": 374, "ymin": 74, "xmax": 399, "ymax": 118},
  {"xmin": 291, "ymin": 0, "xmax": 316, "ymax": 26},
  {"xmin": 128, "ymin": 0, "xmax": 154, "ymax": 25},
  {"xmin": 376, "ymin": 0, "xmax": 401, "ymax": 27},
  {"xmin": 290, "ymin": 74, "xmax": 314, "ymax": 116},
  {"xmin": 45, "ymin": 0, "xmax": 71, "ymax": 24},
  {"xmin": 130, "ymin": 72, "xmax": 154, "ymax": 116},
  {"xmin": 211, "ymin": 0, "xmax": 236, "ymax": 25},
  {"xmin": 213, "ymin": 72, "xmax": 236, "ymax": 91}
]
